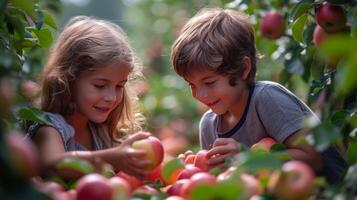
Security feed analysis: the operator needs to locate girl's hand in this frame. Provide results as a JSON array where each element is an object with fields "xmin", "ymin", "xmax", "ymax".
[
  {"xmin": 115, "ymin": 132, "xmax": 152, "ymax": 179},
  {"xmin": 206, "ymin": 138, "xmax": 240, "ymax": 168}
]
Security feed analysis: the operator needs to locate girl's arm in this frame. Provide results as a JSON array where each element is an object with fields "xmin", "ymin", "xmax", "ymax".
[
  {"xmin": 283, "ymin": 128, "xmax": 323, "ymax": 172},
  {"xmin": 33, "ymin": 127, "xmax": 151, "ymax": 180}
]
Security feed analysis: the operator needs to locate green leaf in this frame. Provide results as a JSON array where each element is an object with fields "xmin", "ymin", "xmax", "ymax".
[
  {"xmin": 43, "ymin": 10, "xmax": 58, "ymax": 29},
  {"xmin": 312, "ymin": 122, "xmax": 341, "ymax": 151},
  {"xmin": 289, "ymin": 0, "xmax": 314, "ymax": 22},
  {"xmin": 331, "ymin": 110, "xmax": 350, "ymax": 127},
  {"xmin": 17, "ymin": 107, "xmax": 52, "ymax": 125},
  {"xmin": 190, "ymin": 182, "xmax": 244, "ymax": 200},
  {"xmin": 7, "ymin": 14, "xmax": 25, "ymax": 38},
  {"xmin": 237, "ymin": 152, "xmax": 283, "ymax": 173},
  {"xmin": 161, "ymin": 158, "xmax": 184, "ymax": 181},
  {"xmin": 320, "ymin": 35, "xmax": 357, "ymax": 57},
  {"xmin": 347, "ymin": 140, "xmax": 357, "ymax": 164},
  {"xmin": 9, "ymin": 0, "xmax": 36, "ymax": 20},
  {"xmin": 35, "ymin": 10, "xmax": 44, "ymax": 30},
  {"xmin": 29, "ymin": 27, "xmax": 53, "ymax": 48},
  {"xmin": 292, "ymin": 14, "xmax": 308, "ymax": 43},
  {"xmin": 56, "ymin": 158, "xmax": 95, "ymax": 174},
  {"xmin": 336, "ymin": 54, "xmax": 357, "ymax": 96}
]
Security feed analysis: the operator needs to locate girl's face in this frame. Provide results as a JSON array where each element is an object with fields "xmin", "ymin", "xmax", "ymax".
[
  {"xmin": 73, "ymin": 63, "xmax": 131, "ymax": 123},
  {"xmin": 185, "ymin": 69, "xmax": 249, "ymax": 115}
]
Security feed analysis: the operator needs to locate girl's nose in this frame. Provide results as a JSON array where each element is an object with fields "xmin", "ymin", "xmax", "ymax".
[{"xmin": 104, "ymin": 89, "xmax": 116, "ymax": 102}]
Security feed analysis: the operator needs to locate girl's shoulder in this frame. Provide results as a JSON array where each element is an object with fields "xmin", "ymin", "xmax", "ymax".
[{"xmin": 26, "ymin": 111, "xmax": 75, "ymax": 142}]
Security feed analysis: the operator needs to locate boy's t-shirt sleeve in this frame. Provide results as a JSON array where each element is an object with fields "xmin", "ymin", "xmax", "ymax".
[
  {"xmin": 255, "ymin": 83, "xmax": 317, "ymax": 143},
  {"xmin": 198, "ymin": 110, "xmax": 217, "ymax": 150}
]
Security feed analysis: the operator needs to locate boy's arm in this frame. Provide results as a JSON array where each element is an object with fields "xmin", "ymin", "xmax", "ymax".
[
  {"xmin": 283, "ymin": 128, "xmax": 323, "ymax": 172},
  {"xmin": 33, "ymin": 127, "xmax": 151, "ymax": 180}
]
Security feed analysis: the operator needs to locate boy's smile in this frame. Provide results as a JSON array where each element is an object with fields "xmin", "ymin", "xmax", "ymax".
[{"xmin": 185, "ymin": 69, "xmax": 249, "ymax": 116}]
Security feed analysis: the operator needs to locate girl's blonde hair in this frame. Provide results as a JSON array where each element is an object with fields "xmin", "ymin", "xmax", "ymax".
[{"xmin": 40, "ymin": 16, "xmax": 144, "ymax": 142}]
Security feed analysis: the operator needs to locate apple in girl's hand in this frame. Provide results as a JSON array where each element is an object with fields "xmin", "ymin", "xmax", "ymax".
[
  {"xmin": 194, "ymin": 150, "xmax": 209, "ymax": 171},
  {"xmin": 109, "ymin": 176, "xmax": 131, "ymax": 200},
  {"xmin": 76, "ymin": 173, "xmax": 113, "ymax": 200},
  {"xmin": 268, "ymin": 160, "xmax": 315, "ymax": 200},
  {"xmin": 131, "ymin": 135, "xmax": 164, "ymax": 171},
  {"xmin": 251, "ymin": 137, "xmax": 277, "ymax": 151}
]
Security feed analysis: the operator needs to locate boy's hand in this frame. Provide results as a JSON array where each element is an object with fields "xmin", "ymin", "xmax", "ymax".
[
  {"xmin": 206, "ymin": 138, "xmax": 239, "ymax": 168},
  {"xmin": 116, "ymin": 132, "xmax": 152, "ymax": 179}
]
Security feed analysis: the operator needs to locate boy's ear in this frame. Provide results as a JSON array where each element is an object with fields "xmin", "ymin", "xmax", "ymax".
[{"xmin": 242, "ymin": 56, "xmax": 251, "ymax": 80}]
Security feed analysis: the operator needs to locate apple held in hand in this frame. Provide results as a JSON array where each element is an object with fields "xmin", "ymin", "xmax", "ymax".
[
  {"xmin": 260, "ymin": 11, "xmax": 285, "ymax": 39},
  {"xmin": 268, "ymin": 160, "xmax": 315, "ymax": 200},
  {"xmin": 76, "ymin": 173, "xmax": 113, "ymax": 200},
  {"xmin": 131, "ymin": 135, "xmax": 164, "ymax": 171}
]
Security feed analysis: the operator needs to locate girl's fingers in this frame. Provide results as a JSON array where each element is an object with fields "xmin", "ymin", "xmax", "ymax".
[{"xmin": 123, "ymin": 132, "xmax": 151, "ymax": 145}]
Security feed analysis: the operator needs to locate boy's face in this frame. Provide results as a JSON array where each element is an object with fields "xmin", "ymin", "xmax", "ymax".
[
  {"xmin": 185, "ymin": 69, "xmax": 249, "ymax": 115},
  {"xmin": 72, "ymin": 63, "xmax": 130, "ymax": 123}
]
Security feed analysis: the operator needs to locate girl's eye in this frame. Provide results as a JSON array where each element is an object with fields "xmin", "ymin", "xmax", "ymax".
[
  {"xmin": 116, "ymin": 85, "xmax": 124, "ymax": 89},
  {"xmin": 205, "ymin": 81, "xmax": 215, "ymax": 86}
]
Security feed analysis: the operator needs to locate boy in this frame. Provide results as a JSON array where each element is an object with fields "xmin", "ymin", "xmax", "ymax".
[{"xmin": 171, "ymin": 8, "xmax": 346, "ymax": 183}]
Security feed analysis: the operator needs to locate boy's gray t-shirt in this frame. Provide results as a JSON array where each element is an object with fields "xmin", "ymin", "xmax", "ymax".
[
  {"xmin": 26, "ymin": 112, "xmax": 115, "ymax": 151},
  {"xmin": 199, "ymin": 81, "xmax": 347, "ymax": 184},
  {"xmin": 199, "ymin": 81, "xmax": 319, "ymax": 149}
]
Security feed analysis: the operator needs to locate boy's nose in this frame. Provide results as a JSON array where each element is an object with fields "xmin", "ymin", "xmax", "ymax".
[{"xmin": 195, "ymin": 87, "xmax": 208, "ymax": 99}]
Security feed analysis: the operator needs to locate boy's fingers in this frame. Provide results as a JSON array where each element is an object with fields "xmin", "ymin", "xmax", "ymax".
[{"xmin": 207, "ymin": 146, "xmax": 230, "ymax": 158}]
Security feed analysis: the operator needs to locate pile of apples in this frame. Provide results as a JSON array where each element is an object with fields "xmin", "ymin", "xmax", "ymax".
[{"xmin": 6, "ymin": 130, "xmax": 317, "ymax": 200}]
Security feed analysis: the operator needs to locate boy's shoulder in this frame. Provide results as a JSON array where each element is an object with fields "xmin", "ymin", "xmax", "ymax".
[{"xmin": 254, "ymin": 81, "xmax": 291, "ymax": 96}]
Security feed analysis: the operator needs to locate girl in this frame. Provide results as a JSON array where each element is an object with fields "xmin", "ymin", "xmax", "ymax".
[{"xmin": 27, "ymin": 16, "xmax": 151, "ymax": 179}]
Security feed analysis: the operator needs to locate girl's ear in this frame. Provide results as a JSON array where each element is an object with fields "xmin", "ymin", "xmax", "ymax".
[{"xmin": 242, "ymin": 56, "xmax": 251, "ymax": 80}]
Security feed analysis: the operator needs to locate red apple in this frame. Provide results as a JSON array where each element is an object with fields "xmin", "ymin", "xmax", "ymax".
[
  {"xmin": 240, "ymin": 173, "xmax": 263, "ymax": 200},
  {"xmin": 260, "ymin": 11, "xmax": 285, "ymax": 39},
  {"xmin": 217, "ymin": 166, "xmax": 236, "ymax": 182},
  {"xmin": 133, "ymin": 185, "xmax": 159, "ymax": 196},
  {"xmin": 177, "ymin": 164, "xmax": 204, "ymax": 180},
  {"xmin": 131, "ymin": 135, "xmax": 164, "ymax": 171},
  {"xmin": 184, "ymin": 154, "xmax": 196, "ymax": 165},
  {"xmin": 145, "ymin": 164, "xmax": 164, "ymax": 184},
  {"xmin": 313, "ymin": 25, "xmax": 329, "ymax": 48},
  {"xmin": 315, "ymin": 2, "xmax": 347, "ymax": 33},
  {"xmin": 194, "ymin": 150, "xmax": 209, "ymax": 171},
  {"xmin": 76, "ymin": 173, "xmax": 113, "ymax": 200},
  {"xmin": 116, "ymin": 171, "xmax": 144, "ymax": 192},
  {"xmin": 180, "ymin": 172, "xmax": 217, "ymax": 198},
  {"xmin": 5, "ymin": 131, "xmax": 39, "ymax": 178},
  {"xmin": 109, "ymin": 176, "xmax": 131, "ymax": 200},
  {"xmin": 166, "ymin": 179, "xmax": 189, "ymax": 196},
  {"xmin": 165, "ymin": 196, "xmax": 186, "ymax": 200},
  {"xmin": 251, "ymin": 137, "xmax": 277, "ymax": 151},
  {"xmin": 268, "ymin": 160, "xmax": 315, "ymax": 200}
]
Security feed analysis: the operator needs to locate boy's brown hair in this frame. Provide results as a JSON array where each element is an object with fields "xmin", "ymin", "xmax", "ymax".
[{"xmin": 171, "ymin": 8, "xmax": 258, "ymax": 85}]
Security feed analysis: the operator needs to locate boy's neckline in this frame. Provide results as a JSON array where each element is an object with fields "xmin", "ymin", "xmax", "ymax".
[{"xmin": 217, "ymin": 82, "xmax": 255, "ymax": 138}]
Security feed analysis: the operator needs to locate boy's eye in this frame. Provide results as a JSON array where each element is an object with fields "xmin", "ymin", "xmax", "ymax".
[
  {"xmin": 94, "ymin": 84, "xmax": 105, "ymax": 89},
  {"xmin": 205, "ymin": 81, "xmax": 215, "ymax": 86}
]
